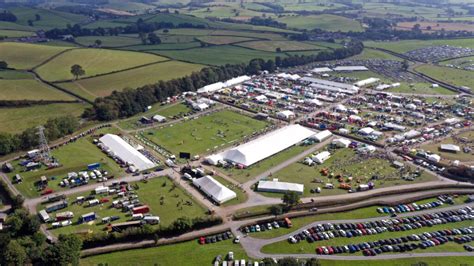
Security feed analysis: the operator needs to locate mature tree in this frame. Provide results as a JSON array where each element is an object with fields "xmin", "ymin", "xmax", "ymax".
[
  {"xmin": 95, "ymin": 39, "xmax": 102, "ymax": 47},
  {"xmin": 70, "ymin": 64, "xmax": 85, "ymax": 80},
  {"xmin": 282, "ymin": 191, "xmax": 300, "ymax": 206},
  {"xmin": 270, "ymin": 204, "xmax": 284, "ymax": 216},
  {"xmin": 147, "ymin": 32, "xmax": 161, "ymax": 45},
  {"xmin": 306, "ymin": 258, "xmax": 321, "ymax": 266},
  {"xmin": 262, "ymin": 258, "xmax": 278, "ymax": 266},
  {"xmin": 35, "ymin": 14, "xmax": 41, "ymax": 21},
  {"xmin": 276, "ymin": 47, "xmax": 282, "ymax": 53},
  {"xmin": 43, "ymin": 234, "xmax": 82, "ymax": 266},
  {"xmin": 3, "ymin": 240, "xmax": 27, "ymax": 265},
  {"xmin": 278, "ymin": 257, "xmax": 298, "ymax": 266},
  {"xmin": 402, "ymin": 60, "xmax": 410, "ymax": 71},
  {"xmin": 28, "ymin": 19, "xmax": 33, "ymax": 26},
  {"xmin": 6, "ymin": 215, "xmax": 22, "ymax": 235},
  {"xmin": 170, "ymin": 217, "xmax": 192, "ymax": 233},
  {"xmin": 0, "ymin": 60, "xmax": 8, "ymax": 69}
]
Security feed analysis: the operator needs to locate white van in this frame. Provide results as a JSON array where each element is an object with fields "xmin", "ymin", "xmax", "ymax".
[{"xmin": 131, "ymin": 214, "xmax": 143, "ymax": 220}]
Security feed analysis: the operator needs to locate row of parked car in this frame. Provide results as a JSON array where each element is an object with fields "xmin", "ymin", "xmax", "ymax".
[
  {"xmin": 316, "ymin": 226, "xmax": 473, "ymax": 256},
  {"xmin": 199, "ymin": 231, "xmax": 234, "ymax": 244},
  {"xmin": 241, "ymin": 221, "xmax": 283, "ymax": 234},
  {"xmin": 377, "ymin": 201, "xmax": 443, "ymax": 214},
  {"xmin": 288, "ymin": 207, "xmax": 473, "ymax": 244}
]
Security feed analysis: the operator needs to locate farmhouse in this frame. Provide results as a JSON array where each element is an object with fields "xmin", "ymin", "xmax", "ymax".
[
  {"xmin": 257, "ymin": 179, "xmax": 304, "ymax": 194},
  {"xmin": 440, "ymin": 144, "xmax": 461, "ymax": 153},
  {"xmin": 211, "ymin": 125, "xmax": 314, "ymax": 167},
  {"xmin": 192, "ymin": 175, "xmax": 236, "ymax": 204},
  {"xmin": 99, "ymin": 134, "xmax": 156, "ymax": 171}
]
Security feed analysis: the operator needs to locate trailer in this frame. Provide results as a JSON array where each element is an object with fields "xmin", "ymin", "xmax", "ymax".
[
  {"xmin": 143, "ymin": 216, "xmax": 160, "ymax": 225},
  {"xmin": 94, "ymin": 186, "xmax": 109, "ymax": 195},
  {"xmin": 131, "ymin": 213, "xmax": 144, "ymax": 220},
  {"xmin": 47, "ymin": 194, "xmax": 66, "ymax": 203},
  {"xmin": 132, "ymin": 205, "xmax": 150, "ymax": 214},
  {"xmin": 80, "ymin": 212, "xmax": 96, "ymax": 223},
  {"xmin": 55, "ymin": 211, "xmax": 74, "ymax": 221},
  {"xmin": 45, "ymin": 200, "xmax": 68, "ymax": 213},
  {"xmin": 39, "ymin": 209, "xmax": 51, "ymax": 223}
]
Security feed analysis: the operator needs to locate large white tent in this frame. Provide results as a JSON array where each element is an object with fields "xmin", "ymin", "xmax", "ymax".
[
  {"xmin": 257, "ymin": 179, "xmax": 304, "ymax": 194},
  {"xmin": 99, "ymin": 134, "xmax": 156, "ymax": 171},
  {"xmin": 192, "ymin": 175, "xmax": 236, "ymax": 204},
  {"xmin": 215, "ymin": 125, "xmax": 315, "ymax": 167}
]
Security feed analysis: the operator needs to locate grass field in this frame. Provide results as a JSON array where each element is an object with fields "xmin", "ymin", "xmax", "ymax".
[
  {"xmin": 41, "ymin": 176, "xmax": 207, "ymax": 236},
  {"xmin": 118, "ymin": 103, "xmax": 192, "ymax": 130},
  {"xmin": 125, "ymin": 42, "xmax": 202, "ymax": 51},
  {"xmin": 74, "ymin": 36, "xmax": 143, "ymax": 47},
  {"xmin": 396, "ymin": 21, "xmax": 474, "ymax": 32},
  {"xmin": 0, "ymin": 42, "xmax": 71, "ymax": 70},
  {"xmin": 9, "ymin": 134, "xmax": 124, "ymax": 198},
  {"xmin": 420, "ymin": 131, "xmax": 474, "ymax": 162},
  {"xmin": 187, "ymin": 5, "xmax": 264, "ymax": 20},
  {"xmin": 0, "ymin": 103, "xmax": 86, "ymax": 134},
  {"xmin": 36, "ymin": 48, "xmax": 167, "ymax": 82},
  {"xmin": 144, "ymin": 110, "xmax": 269, "ymax": 156},
  {"xmin": 261, "ymin": 220, "xmax": 472, "ymax": 254},
  {"xmin": 0, "ymin": 78, "xmax": 75, "ymax": 101},
  {"xmin": 276, "ymin": 14, "xmax": 364, "ymax": 32},
  {"xmin": 197, "ymin": 36, "xmax": 256, "ymax": 45},
  {"xmin": 155, "ymin": 45, "xmax": 285, "ymax": 65},
  {"xmin": 364, "ymin": 38, "xmax": 474, "ymax": 53},
  {"xmin": 0, "ymin": 21, "xmax": 35, "ymax": 31},
  {"xmin": 0, "ymin": 29, "xmax": 35, "ymax": 38},
  {"xmin": 81, "ymin": 239, "xmax": 248, "ymax": 266},
  {"xmin": 218, "ymin": 144, "xmax": 313, "ymax": 184},
  {"xmin": 56, "ymin": 61, "xmax": 203, "ymax": 101},
  {"xmin": 415, "ymin": 64, "xmax": 474, "ymax": 89},
  {"xmin": 350, "ymin": 49, "xmax": 403, "ymax": 61},
  {"xmin": 237, "ymin": 40, "xmax": 321, "ymax": 52},
  {"xmin": 162, "ymin": 28, "xmax": 287, "ymax": 41},
  {"xmin": 361, "ymin": 2, "xmax": 444, "ymax": 20},
  {"xmin": 8, "ymin": 6, "xmax": 88, "ymax": 29},
  {"xmin": 258, "ymin": 148, "xmax": 436, "ymax": 198}
]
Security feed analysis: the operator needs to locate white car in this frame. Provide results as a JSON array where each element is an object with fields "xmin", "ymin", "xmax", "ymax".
[
  {"xmin": 234, "ymin": 236, "xmax": 240, "ymax": 243},
  {"xmin": 255, "ymin": 224, "xmax": 261, "ymax": 232}
]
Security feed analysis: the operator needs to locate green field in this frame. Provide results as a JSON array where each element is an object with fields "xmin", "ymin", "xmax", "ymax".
[
  {"xmin": 161, "ymin": 28, "xmax": 287, "ymax": 41},
  {"xmin": 0, "ymin": 29, "xmax": 35, "ymax": 38},
  {"xmin": 8, "ymin": 6, "xmax": 88, "ymax": 29},
  {"xmin": 0, "ymin": 78, "xmax": 75, "ymax": 101},
  {"xmin": 36, "ymin": 48, "xmax": 167, "ymax": 81},
  {"xmin": 0, "ymin": 42, "xmax": 71, "ymax": 70},
  {"xmin": 261, "ymin": 220, "xmax": 472, "ymax": 254},
  {"xmin": 81, "ymin": 239, "xmax": 249, "ymax": 266},
  {"xmin": 350, "ymin": 49, "xmax": 403, "ymax": 61},
  {"xmin": 118, "ymin": 103, "xmax": 193, "ymax": 130},
  {"xmin": 0, "ymin": 103, "xmax": 87, "ymax": 134},
  {"xmin": 0, "ymin": 21, "xmax": 35, "ymax": 31},
  {"xmin": 197, "ymin": 35, "xmax": 256, "ymax": 45},
  {"xmin": 415, "ymin": 64, "xmax": 474, "ymax": 89},
  {"xmin": 56, "ymin": 60, "xmax": 203, "ymax": 101},
  {"xmin": 144, "ymin": 110, "xmax": 269, "ymax": 156},
  {"xmin": 237, "ymin": 40, "xmax": 321, "ymax": 52},
  {"xmin": 276, "ymin": 14, "xmax": 364, "ymax": 32},
  {"xmin": 155, "ymin": 45, "xmax": 285, "ymax": 65},
  {"xmin": 74, "ymin": 36, "xmax": 143, "ymax": 47},
  {"xmin": 361, "ymin": 2, "xmax": 446, "ymax": 20},
  {"xmin": 9, "ymin": 133, "xmax": 124, "ymax": 198},
  {"xmin": 364, "ymin": 38, "xmax": 474, "ymax": 54},
  {"xmin": 41, "ymin": 176, "xmax": 207, "ymax": 236},
  {"xmin": 259, "ymin": 148, "xmax": 436, "ymax": 197},
  {"xmin": 124, "ymin": 42, "xmax": 202, "ymax": 51},
  {"xmin": 188, "ymin": 5, "xmax": 264, "ymax": 20}
]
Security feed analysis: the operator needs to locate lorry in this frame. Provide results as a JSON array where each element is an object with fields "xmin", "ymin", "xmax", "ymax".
[
  {"xmin": 45, "ymin": 200, "xmax": 68, "ymax": 213},
  {"xmin": 132, "ymin": 205, "xmax": 150, "ymax": 214}
]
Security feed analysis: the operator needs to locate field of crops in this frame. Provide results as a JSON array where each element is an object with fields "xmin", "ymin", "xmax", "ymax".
[
  {"xmin": 0, "ymin": 42, "xmax": 71, "ymax": 70},
  {"xmin": 276, "ymin": 14, "xmax": 364, "ymax": 32},
  {"xmin": 56, "ymin": 60, "xmax": 203, "ymax": 101},
  {"xmin": 36, "ymin": 48, "xmax": 167, "ymax": 81}
]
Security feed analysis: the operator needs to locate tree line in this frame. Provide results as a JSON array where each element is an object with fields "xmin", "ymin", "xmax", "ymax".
[
  {"xmin": 0, "ymin": 10, "xmax": 17, "ymax": 22},
  {"xmin": 83, "ymin": 40, "xmax": 363, "ymax": 122},
  {"xmin": 0, "ymin": 116, "xmax": 79, "ymax": 156}
]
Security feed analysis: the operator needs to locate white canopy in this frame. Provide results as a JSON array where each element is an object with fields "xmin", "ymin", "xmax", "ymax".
[
  {"xmin": 192, "ymin": 175, "xmax": 236, "ymax": 204},
  {"xmin": 99, "ymin": 134, "xmax": 156, "ymax": 171},
  {"xmin": 257, "ymin": 179, "xmax": 304, "ymax": 194}
]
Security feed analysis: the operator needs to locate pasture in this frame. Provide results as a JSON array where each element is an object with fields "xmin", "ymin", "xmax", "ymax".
[
  {"xmin": 197, "ymin": 36, "xmax": 256, "ymax": 45},
  {"xmin": 396, "ymin": 21, "xmax": 474, "ymax": 32},
  {"xmin": 74, "ymin": 36, "xmax": 143, "ymax": 47},
  {"xmin": 276, "ymin": 14, "xmax": 364, "ymax": 32},
  {"xmin": 40, "ymin": 176, "xmax": 207, "ymax": 236},
  {"xmin": 364, "ymin": 38, "xmax": 474, "ymax": 53},
  {"xmin": 144, "ymin": 109, "xmax": 269, "ymax": 156},
  {"xmin": 0, "ymin": 78, "xmax": 75, "ymax": 101},
  {"xmin": 415, "ymin": 64, "xmax": 474, "ymax": 89},
  {"xmin": 236, "ymin": 40, "xmax": 321, "ymax": 52},
  {"xmin": 36, "ymin": 48, "xmax": 166, "ymax": 82},
  {"xmin": 0, "ymin": 42, "xmax": 70, "ymax": 70},
  {"xmin": 124, "ymin": 42, "xmax": 201, "ymax": 51},
  {"xmin": 155, "ymin": 45, "xmax": 285, "ymax": 65},
  {"xmin": 0, "ymin": 29, "xmax": 35, "ymax": 38},
  {"xmin": 350, "ymin": 49, "xmax": 403, "ymax": 61},
  {"xmin": 0, "ymin": 103, "xmax": 86, "ymax": 134},
  {"xmin": 0, "ymin": 21, "xmax": 35, "ymax": 31},
  {"xmin": 8, "ymin": 6, "xmax": 88, "ymax": 29},
  {"xmin": 56, "ymin": 61, "xmax": 203, "ymax": 101}
]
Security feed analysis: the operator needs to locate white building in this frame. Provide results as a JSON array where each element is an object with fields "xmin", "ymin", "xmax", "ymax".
[
  {"xmin": 214, "ymin": 125, "xmax": 315, "ymax": 167},
  {"xmin": 354, "ymin": 78, "xmax": 380, "ymax": 87},
  {"xmin": 276, "ymin": 110, "xmax": 295, "ymax": 120},
  {"xmin": 310, "ymin": 130, "xmax": 332, "ymax": 142},
  {"xmin": 332, "ymin": 138, "xmax": 351, "ymax": 148},
  {"xmin": 333, "ymin": 66, "xmax": 368, "ymax": 72},
  {"xmin": 358, "ymin": 127, "xmax": 374, "ymax": 135},
  {"xmin": 257, "ymin": 179, "xmax": 304, "ymax": 194},
  {"xmin": 99, "ymin": 134, "xmax": 156, "ymax": 171},
  {"xmin": 192, "ymin": 175, "xmax": 236, "ymax": 204},
  {"xmin": 440, "ymin": 144, "xmax": 461, "ymax": 153},
  {"xmin": 192, "ymin": 103, "xmax": 209, "ymax": 111},
  {"xmin": 427, "ymin": 154, "xmax": 441, "ymax": 163},
  {"xmin": 312, "ymin": 151, "xmax": 331, "ymax": 164},
  {"xmin": 152, "ymin": 114, "xmax": 166, "ymax": 123},
  {"xmin": 311, "ymin": 67, "xmax": 333, "ymax": 73}
]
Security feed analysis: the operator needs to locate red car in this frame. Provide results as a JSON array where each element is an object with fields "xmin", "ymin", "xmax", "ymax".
[
  {"xmin": 316, "ymin": 247, "xmax": 323, "ymax": 254},
  {"xmin": 199, "ymin": 237, "xmax": 205, "ymax": 245},
  {"xmin": 327, "ymin": 247, "xmax": 334, "ymax": 254},
  {"xmin": 41, "ymin": 188, "xmax": 53, "ymax": 195}
]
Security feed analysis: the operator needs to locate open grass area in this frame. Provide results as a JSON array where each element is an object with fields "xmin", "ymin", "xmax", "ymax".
[
  {"xmin": 9, "ymin": 134, "xmax": 125, "ymax": 198},
  {"xmin": 8, "ymin": 6, "xmax": 87, "ymax": 29},
  {"xmin": 118, "ymin": 103, "xmax": 193, "ymax": 131},
  {"xmin": 197, "ymin": 35, "xmax": 256, "ymax": 45},
  {"xmin": 143, "ymin": 109, "xmax": 269, "ymax": 156},
  {"xmin": 74, "ymin": 36, "xmax": 143, "ymax": 47},
  {"xmin": 261, "ymin": 220, "xmax": 472, "ymax": 254},
  {"xmin": 361, "ymin": 2, "xmax": 445, "ymax": 20},
  {"xmin": 0, "ymin": 29, "xmax": 35, "ymax": 38},
  {"xmin": 420, "ymin": 131, "xmax": 474, "ymax": 162},
  {"xmin": 276, "ymin": 14, "xmax": 364, "ymax": 32},
  {"xmin": 364, "ymin": 38, "xmax": 474, "ymax": 53},
  {"xmin": 218, "ymin": 143, "xmax": 313, "ymax": 184},
  {"xmin": 0, "ymin": 103, "xmax": 87, "ymax": 134},
  {"xmin": 0, "ymin": 78, "xmax": 75, "ymax": 101},
  {"xmin": 0, "ymin": 42, "xmax": 71, "ymax": 70},
  {"xmin": 155, "ymin": 45, "xmax": 285, "ymax": 65},
  {"xmin": 415, "ymin": 64, "xmax": 474, "ymax": 89},
  {"xmin": 187, "ymin": 5, "xmax": 264, "ymax": 20},
  {"xmin": 36, "ymin": 48, "xmax": 166, "ymax": 82},
  {"xmin": 259, "ymin": 148, "xmax": 437, "ymax": 198},
  {"xmin": 161, "ymin": 28, "xmax": 287, "ymax": 41},
  {"xmin": 236, "ymin": 40, "xmax": 321, "ymax": 52},
  {"xmin": 0, "ymin": 21, "xmax": 35, "ymax": 31},
  {"xmin": 40, "ymin": 176, "xmax": 207, "ymax": 236},
  {"xmin": 350, "ymin": 49, "xmax": 403, "ymax": 61},
  {"xmin": 56, "ymin": 61, "xmax": 203, "ymax": 101},
  {"xmin": 81, "ymin": 239, "xmax": 248, "ymax": 266}
]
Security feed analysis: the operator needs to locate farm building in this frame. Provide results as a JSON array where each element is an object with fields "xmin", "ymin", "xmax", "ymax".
[
  {"xmin": 99, "ymin": 134, "xmax": 156, "ymax": 171},
  {"xmin": 210, "ymin": 125, "xmax": 315, "ymax": 167},
  {"xmin": 152, "ymin": 115, "xmax": 166, "ymax": 123},
  {"xmin": 257, "ymin": 179, "xmax": 304, "ymax": 194},
  {"xmin": 332, "ymin": 138, "xmax": 351, "ymax": 148},
  {"xmin": 354, "ymin": 78, "xmax": 380, "ymax": 87},
  {"xmin": 312, "ymin": 151, "xmax": 331, "ymax": 164},
  {"xmin": 440, "ymin": 144, "xmax": 461, "ymax": 153},
  {"xmin": 309, "ymin": 130, "xmax": 332, "ymax": 142},
  {"xmin": 276, "ymin": 110, "xmax": 295, "ymax": 120},
  {"xmin": 192, "ymin": 175, "xmax": 236, "ymax": 204}
]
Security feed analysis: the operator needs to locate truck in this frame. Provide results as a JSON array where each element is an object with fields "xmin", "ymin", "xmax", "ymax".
[
  {"xmin": 45, "ymin": 200, "xmax": 68, "ymax": 213},
  {"xmin": 47, "ymin": 194, "xmax": 66, "ymax": 203},
  {"xmin": 79, "ymin": 212, "xmax": 96, "ymax": 223},
  {"xmin": 132, "ymin": 205, "xmax": 150, "ymax": 214}
]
